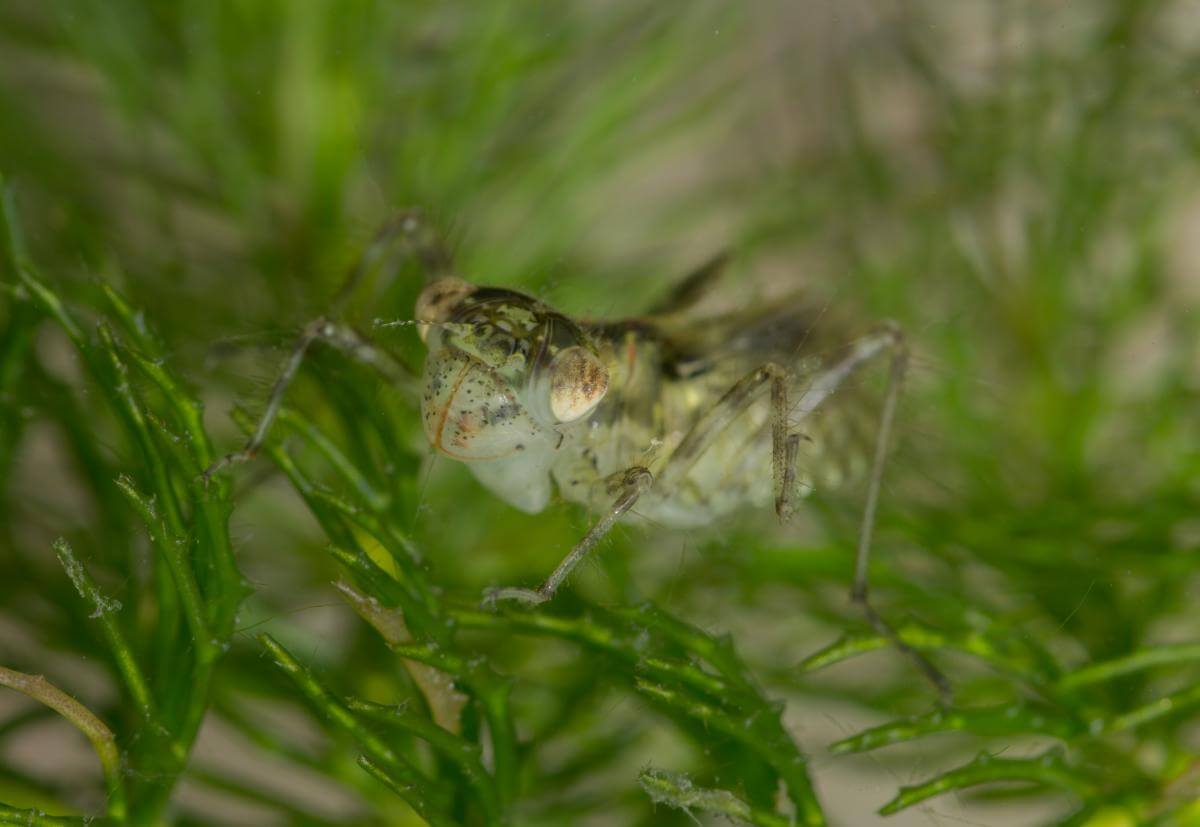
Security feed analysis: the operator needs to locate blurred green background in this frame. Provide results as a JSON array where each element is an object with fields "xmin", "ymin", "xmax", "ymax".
[{"xmin": 1, "ymin": 1, "xmax": 1199, "ymax": 825}]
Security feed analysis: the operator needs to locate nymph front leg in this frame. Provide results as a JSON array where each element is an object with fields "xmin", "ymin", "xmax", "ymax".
[
  {"xmin": 202, "ymin": 210, "xmax": 452, "ymax": 481},
  {"xmin": 201, "ymin": 317, "xmax": 407, "ymax": 481},
  {"xmin": 483, "ymin": 467, "xmax": 653, "ymax": 606}
]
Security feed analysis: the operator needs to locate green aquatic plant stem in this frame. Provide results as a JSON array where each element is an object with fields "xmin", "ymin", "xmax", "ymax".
[
  {"xmin": 452, "ymin": 604, "xmax": 742, "ymax": 703},
  {"xmin": 356, "ymin": 756, "xmax": 449, "ymax": 826},
  {"xmin": 101, "ymin": 313, "xmax": 245, "ymax": 634},
  {"xmin": 830, "ymin": 704, "xmax": 1081, "ymax": 754},
  {"xmin": 113, "ymin": 476, "xmax": 215, "ymax": 661},
  {"xmin": 635, "ymin": 678, "xmax": 823, "ymax": 827},
  {"xmin": 93, "ymin": 323, "xmax": 189, "ymax": 543},
  {"xmin": 381, "ymin": 641, "xmax": 518, "ymax": 809},
  {"xmin": 5, "ymin": 226, "xmax": 246, "ymax": 821},
  {"xmin": 0, "ymin": 667, "xmax": 125, "ymax": 821},
  {"xmin": 275, "ymin": 406, "xmax": 389, "ymax": 512},
  {"xmin": 1057, "ymin": 643, "xmax": 1200, "ymax": 691},
  {"xmin": 229, "ymin": 405, "xmax": 444, "ymax": 637},
  {"xmin": 52, "ymin": 539, "xmax": 156, "ymax": 727},
  {"xmin": 450, "ymin": 604, "xmax": 821, "ymax": 826},
  {"xmin": 0, "ymin": 804, "xmax": 103, "ymax": 826},
  {"xmin": 879, "ymin": 749, "xmax": 1095, "ymax": 815},
  {"xmin": 259, "ymin": 634, "xmax": 459, "ymax": 827},
  {"xmin": 1105, "ymin": 683, "xmax": 1200, "ymax": 733},
  {"xmin": 270, "ymin": 401, "xmax": 421, "ymax": 563},
  {"xmin": 347, "ymin": 698, "xmax": 501, "ymax": 824},
  {"xmin": 801, "ymin": 622, "xmax": 1051, "ymax": 688},
  {"xmin": 333, "ymin": 580, "xmax": 468, "ymax": 733}
]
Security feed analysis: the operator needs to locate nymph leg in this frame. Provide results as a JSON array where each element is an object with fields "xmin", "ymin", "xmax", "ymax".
[
  {"xmin": 202, "ymin": 211, "xmax": 449, "ymax": 480},
  {"xmin": 483, "ymin": 467, "xmax": 653, "ymax": 606}
]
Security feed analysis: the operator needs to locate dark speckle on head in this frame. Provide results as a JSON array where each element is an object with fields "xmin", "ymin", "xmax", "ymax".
[{"xmin": 482, "ymin": 402, "xmax": 519, "ymax": 425}]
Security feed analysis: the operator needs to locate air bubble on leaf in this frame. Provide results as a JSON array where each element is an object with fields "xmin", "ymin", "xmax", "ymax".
[{"xmin": 91, "ymin": 596, "xmax": 122, "ymax": 618}]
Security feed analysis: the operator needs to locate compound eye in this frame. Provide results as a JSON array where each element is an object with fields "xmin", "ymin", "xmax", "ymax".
[
  {"xmin": 414, "ymin": 277, "xmax": 475, "ymax": 342},
  {"xmin": 548, "ymin": 346, "xmax": 609, "ymax": 423}
]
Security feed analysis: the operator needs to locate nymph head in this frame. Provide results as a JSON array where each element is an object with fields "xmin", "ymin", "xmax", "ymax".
[{"xmin": 415, "ymin": 278, "xmax": 609, "ymax": 461}]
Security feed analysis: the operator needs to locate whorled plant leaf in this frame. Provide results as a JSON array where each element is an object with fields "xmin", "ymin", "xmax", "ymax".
[{"xmin": 879, "ymin": 748, "xmax": 1096, "ymax": 815}]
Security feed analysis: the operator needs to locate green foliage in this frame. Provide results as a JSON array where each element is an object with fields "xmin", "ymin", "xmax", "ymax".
[
  {"xmin": 2, "ymin": 2, "xmax": 1200, "ymax": 826},
  {"xmin": 2, "ymin": 181, "xmax": 245, "ymax": 823}
]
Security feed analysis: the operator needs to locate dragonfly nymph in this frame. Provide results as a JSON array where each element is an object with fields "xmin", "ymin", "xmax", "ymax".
[
  {"xmin": 208, "ymin": 213, "xmax": 950, "ymax": 699},
  {"xmin": 415, "ymin": 271, "xmax": 903, "ymax": 601}
]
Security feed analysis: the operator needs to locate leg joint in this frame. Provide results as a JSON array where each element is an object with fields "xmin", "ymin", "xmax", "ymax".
[
  {"xmin": 762, "ymin": 362, "xmax": 788, "ymax": 381},
  {"xmin": 610, "ymin": 465, "xmax": 653, "ymax": 496}
]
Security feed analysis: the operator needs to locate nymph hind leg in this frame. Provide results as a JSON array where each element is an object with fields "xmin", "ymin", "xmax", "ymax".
[
  {"xmin": 483, "ymin": 467, "xmax": 654, "ymax": 606},
  {"xmin": 670, "ymin": 325, "xmax": 951, "ymax": 700},
  {"xmin": 796, "ymin": 325, "xmax": 953, "ymax": 703},
  {"xmin": 202, "ymin": 211, "xmax": 451, "ymax": 480}
]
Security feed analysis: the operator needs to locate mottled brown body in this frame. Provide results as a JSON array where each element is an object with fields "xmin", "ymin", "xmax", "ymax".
[{"xmin": 418, "ymin": 280, "xmax": 877, "ymax": 528}]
